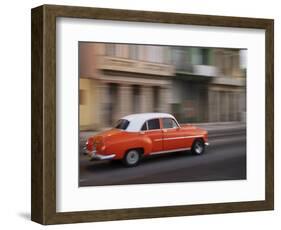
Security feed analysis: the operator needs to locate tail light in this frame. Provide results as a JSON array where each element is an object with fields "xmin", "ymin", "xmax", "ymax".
[{"xmin": 86, "ymin": 137, "xmax": 94, "ymax": 151}]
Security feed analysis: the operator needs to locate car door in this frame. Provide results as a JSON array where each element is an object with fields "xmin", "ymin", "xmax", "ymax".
[
  {"xmin": 162, "ymin": 117, "xmax": 187, "ymax": 151},
  {"xmin": 141, "ymin": 118, "xmax": 163, "ymax": 153}
]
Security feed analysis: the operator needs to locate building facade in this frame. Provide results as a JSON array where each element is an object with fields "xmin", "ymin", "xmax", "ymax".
[
  {"xmin": 79, "ymin": 43, "xmax": 174, "ymax": 130},
  {"xmin": 80, "ymin": 43, "xmax": 246, "ymax": 131},
  {"xmin": 170, "ymin": 47, "xmax": 246, "ymax": 123}
]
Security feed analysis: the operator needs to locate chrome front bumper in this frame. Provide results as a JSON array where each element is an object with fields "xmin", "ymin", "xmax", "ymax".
[{"xmin": 84, "ymin": 148, "xmax": 116, "ymax": 161}]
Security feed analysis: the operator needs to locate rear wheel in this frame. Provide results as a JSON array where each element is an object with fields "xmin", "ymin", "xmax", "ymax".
[
  {"xmin": 191, "ymin": 139, "xmax": 205, "ymax": 155},
  {"xmin": 123, "ymin": 149, "xmax": 141, "ymax": 167}
]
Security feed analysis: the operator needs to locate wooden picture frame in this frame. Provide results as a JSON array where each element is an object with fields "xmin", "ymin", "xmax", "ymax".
[{"xmin": 31, "ymin": 4, "xmax": 274, "ymax": 225}]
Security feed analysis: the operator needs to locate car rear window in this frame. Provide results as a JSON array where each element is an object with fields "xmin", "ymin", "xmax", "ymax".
[
  {"xmin": 147, "ymin": 119, "xmax": 160, "ymax": 130},
  {"xmin": 114, "ymin": 119, "xmax": 130, "ymax": 130}
]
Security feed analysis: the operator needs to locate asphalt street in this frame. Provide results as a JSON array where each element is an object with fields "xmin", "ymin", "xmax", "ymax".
[{"xmin": 79, "ymin": 123, "xmax": 246, "ymax": 186}]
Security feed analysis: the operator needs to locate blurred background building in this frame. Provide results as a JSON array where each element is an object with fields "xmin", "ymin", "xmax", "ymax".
[
  {"xmin": 79, "ymin": 43, "xmax": 246, "ymax": 131},
  {"xmin": 79, "ymin": 43, "xmax": 174, "ymax": 130},
  {"xmin": 171, "ymin": 47, "xmax": 246, "ymax": 123}
]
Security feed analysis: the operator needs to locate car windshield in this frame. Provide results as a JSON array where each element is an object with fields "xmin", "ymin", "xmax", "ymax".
[{"xmin": 114, "ymin": 119, "xmax": 130, "ymax": 130}]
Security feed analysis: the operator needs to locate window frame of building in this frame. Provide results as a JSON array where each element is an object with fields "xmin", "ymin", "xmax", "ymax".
[
  {"xmin": 172, "ymin": 47, "xmax": 190, "ymax": 71},
  {"xmin": 105, "ymin": 43, "xmax": 116, "ymax": 56},
  {"xmin": 115, "ymin": 44, "xmax": 128, "ymax": 58},
  {"xmin": 201, "ymin": 48, "xmax": 210, "ymax": 65},
  {"xmin": 142, "ymin": 45, "xmax": 164, "ymax": 63},
  {"xmin": 163, "ymin": 47, "xmax": 171, "ymax": 64},
  {"xmin": 129, "ymin": 45, "xmax": 138, "ymax": 60},
  {"xmin": 152, "ymin": 86, "xmax": 160, "ymax": 112},
  {"xmin": 132, "ymin": 85, "xmax": 141, "ymax": 113}
]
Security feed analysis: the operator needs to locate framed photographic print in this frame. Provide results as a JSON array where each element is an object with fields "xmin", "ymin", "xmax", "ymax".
[{"xmin": 31, "ymin": 4, "xmax": 274, "ymax": 225}]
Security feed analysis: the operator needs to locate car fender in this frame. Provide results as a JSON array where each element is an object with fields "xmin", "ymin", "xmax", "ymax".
[{"xmin": 105, "ymin": 133, "xmax": 152, "ymax": 159}]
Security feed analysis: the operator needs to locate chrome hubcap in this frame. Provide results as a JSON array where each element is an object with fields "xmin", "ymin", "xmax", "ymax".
[
  {"xmin": 126, "ymin": 150, "xmax": 139, "ymax": 165},
  {"xmin": 195, "ymin": 142, "xmax": 203, "ymax": 154}
]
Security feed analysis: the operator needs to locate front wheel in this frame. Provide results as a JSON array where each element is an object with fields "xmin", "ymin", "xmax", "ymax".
[
  {"xmin": 191, "ymin": 139, "xmax": 205, "ymax": 155},
  {"xmin": 123, "ymin": 149, "xmax": 141, "ymax": 167}
]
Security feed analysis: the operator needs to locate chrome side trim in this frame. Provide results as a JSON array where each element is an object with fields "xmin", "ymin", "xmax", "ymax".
[
  {"xmin": 163, "ymin": 135, "xmax": 203, "ymax": 141},
  {"xmin": 154, "ymin": 139, "xmax": 162, "ymax": 142},
  {"xmin": 150, "ymin": 147, "xmax": 191, "ymax": 155},
  {"xmin": 153, "ymin": 135, "xmax": 203, "ymax": 142}
]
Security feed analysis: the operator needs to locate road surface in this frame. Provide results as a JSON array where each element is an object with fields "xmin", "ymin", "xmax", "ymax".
[{"xmin": 79, "ymin": 123, "xmax": 246, "ymax": 186}]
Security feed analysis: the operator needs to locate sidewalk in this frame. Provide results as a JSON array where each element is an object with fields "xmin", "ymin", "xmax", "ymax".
[{"xmin": 194, "ymin": 121, "xmax": 246, "ymax": 132}]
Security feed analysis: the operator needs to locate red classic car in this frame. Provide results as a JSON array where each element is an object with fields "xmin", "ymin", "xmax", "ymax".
[{"xmin": 85, "ymin": 113, "xmax": 209, "ymax": 167}]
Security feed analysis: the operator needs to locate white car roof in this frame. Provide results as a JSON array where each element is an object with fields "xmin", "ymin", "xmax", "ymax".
[{"xmin": 121, "ymin": 113, "xmax": 176, "ymax": 132}]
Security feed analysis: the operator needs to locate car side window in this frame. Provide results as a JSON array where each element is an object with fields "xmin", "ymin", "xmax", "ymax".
[
  {"xmin": 141, "ymin": 122, "xmax": 147, "ymax": 131},
  {"xmin": 163, "ymin": 118, "xmax": 178, "ymax": 129},
  {"xmin": 147, "ymin": 119, "xmax": 160, "ymax": 130}
]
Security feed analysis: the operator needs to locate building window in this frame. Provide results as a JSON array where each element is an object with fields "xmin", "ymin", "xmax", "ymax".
[
  {"xmin": 172, "ymin": 47, "xmax": 189, "ymax": 71},
  {"xmin": 224, "ymin": 54, "xmax": 232, "ymax": 75},
  {"xmin": 108, "ymin": 83, "xmax": 118, "ymax": 125},
  {"xmin": 155, "ymin": 46, "xmax": 162, "ymax": 63},
  {"xmin": 201, "ymin": 48, "xmax": 210, "ymax": 65},
  {"xmin": 132, "ymin": 85, "xmax": 141, "ymax": 113},
  {"xmin": 153, "ymin": 86, "xmax": 160, "ymax": 112},
  {"xmin": 105, "ymin": 44, "xmax": 115, "ymax": 56},
  {"xmin": 129, "ymin": 45, "xmax": 138, "ymax": 59},
  {"xmin": 163, "ymin": 47, "xmax": 171, "ymax": 64},
  {"xmin": 230, "ymin": 54, "xmax": 239, "ymax": 75},
  {"xmin": 79, "ymin": 90, "xmax": 86, "ymax": 105},
  {"xmin": 115, "ymin": 44, "xmax": 127, "ymax": 58},
  {"xmin": 139, "ymin": 45, "xmax": 146, "ymax": 61},
  {"xmin": 146, "ymin": 46, "xmax": 155, "ymax": 62},
  {"xmin": 145, "ymin": 46, "xmax": 163, "ymax": 63}
]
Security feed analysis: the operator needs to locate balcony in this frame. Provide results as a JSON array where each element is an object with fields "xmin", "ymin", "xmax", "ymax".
[
  {"xmin": 211, "ymin": 77, "xmax": 246, "ymax": 86},
  {"xmin": 176, "ymin": 64, "xmax": 218, "ymax": 77},
  {"xmin": 193, "ymin": 65, "xmax": 218, "ymax": 77},
  {"xmin": 98, "ymin": 56, "xmax": 174, "ymax": 76}
]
